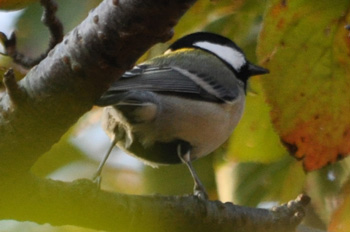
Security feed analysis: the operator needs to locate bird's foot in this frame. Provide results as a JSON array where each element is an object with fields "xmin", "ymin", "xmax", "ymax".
[{"xmin": 193, "ymin": 185, "xmax": 209, "ymax": 200}]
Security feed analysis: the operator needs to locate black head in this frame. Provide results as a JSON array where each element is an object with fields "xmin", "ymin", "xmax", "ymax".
[{"xmin": 168, "ymin": 32, "xmax": 269, "ymax": 85}]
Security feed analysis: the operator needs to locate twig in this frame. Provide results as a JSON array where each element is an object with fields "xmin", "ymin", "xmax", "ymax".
[
  {"xmin": 3, "ymin": 68, "xmax": 26, "ymax": 105},
  {"xmin": 0, "ymin": 0, "xmax": 63, "ymax": 68}
]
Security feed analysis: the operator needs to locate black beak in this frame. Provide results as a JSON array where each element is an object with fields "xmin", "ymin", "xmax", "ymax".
[{"xmin": 248, "ymin": 63, "xmax": 269, "ymax": 76}]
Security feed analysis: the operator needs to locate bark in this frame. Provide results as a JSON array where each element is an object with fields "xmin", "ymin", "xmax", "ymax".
[
  {"xmin": 1, "ymin": 175, "xmax": 310, "ymax": 232},
  {"xmin": 0, "ymin": 0, "xmax": 191, "ymax": 174}
]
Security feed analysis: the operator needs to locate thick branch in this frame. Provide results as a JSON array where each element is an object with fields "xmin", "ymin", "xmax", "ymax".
[
  {"xmin": 0, "ymin": 0, "xmax": 195, "ymax": 173},
  {"xmin": 0, "ymin": 175, "xmax": 310, "ymax": 232}
]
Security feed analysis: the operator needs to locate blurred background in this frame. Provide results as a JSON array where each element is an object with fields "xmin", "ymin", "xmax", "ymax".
[{"xmin": 1, "ymin": 0, "xmax": 350, "ymax": 231}]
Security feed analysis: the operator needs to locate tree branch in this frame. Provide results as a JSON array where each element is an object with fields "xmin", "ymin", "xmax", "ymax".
[{"xmin": 0, "ymin": 175, "xmax": 310, "ymax": 231}]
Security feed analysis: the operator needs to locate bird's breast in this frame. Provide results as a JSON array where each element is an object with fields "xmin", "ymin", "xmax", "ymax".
[{"xmin": 133, "ymin": 92, "xmax": 246, "ymax": 162}]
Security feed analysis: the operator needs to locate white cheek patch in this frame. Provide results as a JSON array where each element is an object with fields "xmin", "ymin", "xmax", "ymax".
[{"xmin": 193, "ymin": 41, "xmax": 246, "ymax": 71}]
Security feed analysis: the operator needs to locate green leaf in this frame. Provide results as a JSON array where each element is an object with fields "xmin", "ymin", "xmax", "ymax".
[{"xmin": 227, "ymin": 77, "xmax": 287, "ymax": 163}]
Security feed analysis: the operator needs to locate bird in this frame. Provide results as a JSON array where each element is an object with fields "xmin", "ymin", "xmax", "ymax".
[{"xmin": 93, "ymin": 32, "xmax": 269, "ymax": 199}]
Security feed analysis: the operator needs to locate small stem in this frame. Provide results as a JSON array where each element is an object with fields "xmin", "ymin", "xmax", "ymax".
[{"xmin": 3, "ymin": 68, "xmax": 26, "ymax": 105}]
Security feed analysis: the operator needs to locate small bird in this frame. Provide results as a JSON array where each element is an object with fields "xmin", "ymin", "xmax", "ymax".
[{"xmin": 94, "ymin": 32, "xmax": 269, "ymax": 199}]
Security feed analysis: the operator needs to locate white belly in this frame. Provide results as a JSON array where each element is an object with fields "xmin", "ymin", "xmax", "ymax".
[{"xmin": 135, "ymin": 92, "xmax": 245, "ymax": 161}]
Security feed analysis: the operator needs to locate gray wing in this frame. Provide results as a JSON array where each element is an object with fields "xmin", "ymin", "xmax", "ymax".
[{"xmin": 96, "ymin": 64, "xmax": 238, "ymax": 106}]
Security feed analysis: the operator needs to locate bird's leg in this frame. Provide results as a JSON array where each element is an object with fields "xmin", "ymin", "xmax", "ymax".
[
  {"xmin": 92, "ymin": 134, "xmax": 118, "ymax": 187},
  {"xmin": 177, "ymin": 144, "xmax": 208, "ymax": 200}
]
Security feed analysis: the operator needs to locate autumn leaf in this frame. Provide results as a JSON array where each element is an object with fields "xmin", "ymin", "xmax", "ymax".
[{"xmin": 258, "ymin": 0, "xmax": 350, "ymax": 171}]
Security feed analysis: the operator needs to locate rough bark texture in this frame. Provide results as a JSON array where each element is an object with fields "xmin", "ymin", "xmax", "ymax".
[
  {"xmin": 0, "ymin": 175, "xmax": 310, "ymax": 232},
  {"xmin": 0, "ymin": 0, "xmax": 191, "ymax": 174},
  {"xmin": 0, "ymin": 0, "xmax": 316, "ymax": 231}
]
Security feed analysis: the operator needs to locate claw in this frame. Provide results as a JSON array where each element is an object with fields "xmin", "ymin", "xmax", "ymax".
[{"xmin": 92, "ymin": 174, "xmax": 102, "ymax": 189}]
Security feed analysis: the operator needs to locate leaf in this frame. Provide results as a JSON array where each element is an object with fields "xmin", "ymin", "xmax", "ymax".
[
  {"xmin": 228, "ymin": 77, "xmax": 287, "ymax": 163},
  {"xmin": 174, "ymin": 0, "xmax": 245, "ymax": 38},
  {"xmin": 257, "ymin": 0, "xmax": 350, "ymax": 171},
  {"xmin": 0, "ymin": 0, "xmax": 37, "ymax": 10}
]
